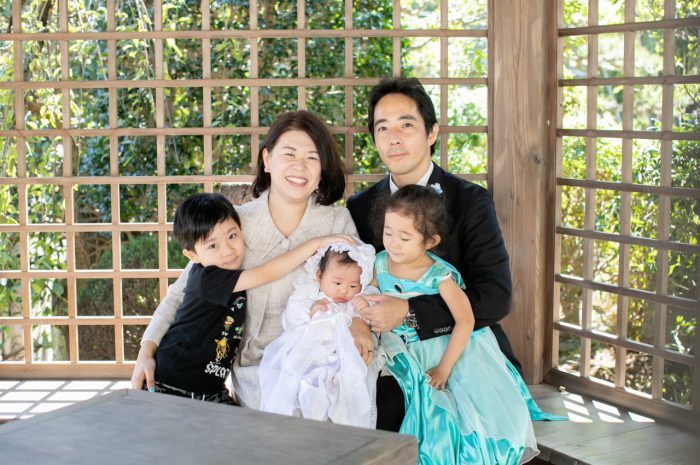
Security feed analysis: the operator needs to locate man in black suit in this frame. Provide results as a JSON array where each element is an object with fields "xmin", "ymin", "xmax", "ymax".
[{"xmin": 347, "ymin": 77, "xmax": 518, "ymax": 431}]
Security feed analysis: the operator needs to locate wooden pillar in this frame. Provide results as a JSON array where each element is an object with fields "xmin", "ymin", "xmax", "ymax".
[{"xmin": 491, "ymin": 0, "xmax": 549, "ymax": 383}]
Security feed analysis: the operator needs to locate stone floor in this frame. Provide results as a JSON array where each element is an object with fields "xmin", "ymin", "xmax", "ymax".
[{"xmin": 0, "ymin": 379, "xmax": 131, "ymax": 422}]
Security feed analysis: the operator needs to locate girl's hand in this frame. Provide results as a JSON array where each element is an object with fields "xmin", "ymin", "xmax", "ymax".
[
  {"xmin": 425, "ymin": 365, "xmax": 450, "ymax": 390},
  {"xmin": 309, "ymin": 299, "xmax": 329, "ymax": 317}
]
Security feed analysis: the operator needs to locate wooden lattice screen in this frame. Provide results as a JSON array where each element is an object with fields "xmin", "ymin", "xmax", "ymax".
[
  {"xmin": 0, "ymin": 0, "xmax": 491, "ymax": 377},
  {"xmin": 549, "ymin": 0, "xmax": 699, "ymax": 423}
]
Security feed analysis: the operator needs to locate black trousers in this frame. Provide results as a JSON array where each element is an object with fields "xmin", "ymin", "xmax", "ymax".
[{"xmin": 375, "ymin": 375, "xmax": 405, "ymax": 431}]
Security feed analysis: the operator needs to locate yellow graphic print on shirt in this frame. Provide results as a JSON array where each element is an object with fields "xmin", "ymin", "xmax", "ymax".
[
  {"xmin": 214, "ymin": 316, "xmax": 235, "ymax": 362},
  {"xmin": 224, "ymin": 315, "xmax": 234, "ymax": 331},
  {"xmin": 214, "ymin": 337, "xmax": 228, "ymax": 363}
]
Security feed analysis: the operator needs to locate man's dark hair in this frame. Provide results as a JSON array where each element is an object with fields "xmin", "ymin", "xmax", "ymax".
[
  {"xmin": 318, "ymin": 250, "xmax": 358, "ymax": 275},
  {"xmin": 173, "ymin": 193, "xmax": 241, "ymax": 251},
  {"xmin": 252, "ymin": 110, "xmax": 346, "ymax": 205},
  {"xmin": 367, "ymin": 77, "xmax": 438, "ymax": 155}
]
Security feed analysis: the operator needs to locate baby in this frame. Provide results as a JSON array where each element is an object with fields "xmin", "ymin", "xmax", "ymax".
[{"xmin": 259, "ymin": 242, "xmax": 379, "ymax": 428}]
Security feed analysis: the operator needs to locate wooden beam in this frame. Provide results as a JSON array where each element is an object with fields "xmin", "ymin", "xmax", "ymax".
[{"xmin": 492, "ymin": 0, "xmax": 548, "ymax": 383}]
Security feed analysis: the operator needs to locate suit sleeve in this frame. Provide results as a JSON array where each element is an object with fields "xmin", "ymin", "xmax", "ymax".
[
  {"xmin": 458, "ymin": 189, "xmax": 512, "ymax": 327},
  {"xmin": 410, "ymin": 189, "xmax": 512, "ymax": 339}
]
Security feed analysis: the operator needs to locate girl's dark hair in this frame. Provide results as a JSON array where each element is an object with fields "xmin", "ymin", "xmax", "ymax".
[
  {"xmin": 367, "ymin": 77, "xmax": 438, "ymax": 155},
  {"xmin": 251, "ymin": 110, "xmax": 346, "ymax": 206},
  {"xmin": 173, "ymin": 193, "xmax": 241, "ymax": 251},
  {"xmin": 372, "ymin": 185, "xmax": 450, "ymax": 248},
  {"xmin": 318, "ymin": 250, "xmax": 358, "ymax": 275}
]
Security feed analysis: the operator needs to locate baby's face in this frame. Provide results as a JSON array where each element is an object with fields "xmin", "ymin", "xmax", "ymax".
[{"xmin": 317, "ymin": 257, "xmax": 362, "ymax": 304}]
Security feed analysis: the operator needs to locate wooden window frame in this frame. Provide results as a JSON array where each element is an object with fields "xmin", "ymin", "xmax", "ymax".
[
  {"xmin": 546, "ymin": 0, "xmax": 700, "ymax": 428},
  {"xmin": 0, "ymin": 0, "xmax": 492, "ymax": 377}
]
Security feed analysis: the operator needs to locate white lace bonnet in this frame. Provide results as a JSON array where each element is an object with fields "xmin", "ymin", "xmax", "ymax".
[{"xmin": 303, "ymin": 240, "xmax": 376, "ymax": 290}]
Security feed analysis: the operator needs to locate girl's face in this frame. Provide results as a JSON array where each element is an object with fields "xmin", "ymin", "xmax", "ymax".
[
  {"xmin": 382, "ymin": 209, "xmax": 438, "ymax": 265},
  {"xmin": 262, "ymin": 130, "xmax": 323, "ymax": 205},
  {"xmin": 316, "ymin": 256, "xmax": 362, "ymax": 304}
]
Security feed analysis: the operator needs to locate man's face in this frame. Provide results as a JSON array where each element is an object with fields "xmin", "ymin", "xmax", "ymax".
[{"xmin": 372, "ymin": 93, "xmax": 438, "ymax": 187}]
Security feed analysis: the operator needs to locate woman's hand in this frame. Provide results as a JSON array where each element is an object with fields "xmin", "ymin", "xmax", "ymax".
[
  {"xmin": 349, "ymin": 317, "xmax": 374, "ymax": 365},
  {"xmin": 130, "ymin": 341, "xmax": 157, "ymax": 391},
  {"xmin": 358, "ymin": 294, "xmax": 409, "ymax": 333},
  {"xmin": 425, "ymin": 365, "xmax": 450, "ymax": 390}
]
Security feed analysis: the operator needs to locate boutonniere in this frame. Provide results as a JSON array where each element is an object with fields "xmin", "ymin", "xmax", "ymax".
[{"xmin": 430, "ymin": 183, "xmax": 443, "ymax": 195}]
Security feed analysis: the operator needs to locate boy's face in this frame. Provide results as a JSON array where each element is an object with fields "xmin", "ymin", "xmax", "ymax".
[
  {"xmin": 316, "ymin": 256, "xmax": 363, "ymax": 304},
  {"xmin": 183, "ymin": 218, "xmax": 245, "ymax": 270}
]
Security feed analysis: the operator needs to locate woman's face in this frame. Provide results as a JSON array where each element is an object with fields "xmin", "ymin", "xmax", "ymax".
[{"xmin": 262, "ymin": 130, "xmax": 323, "ymax": 205}]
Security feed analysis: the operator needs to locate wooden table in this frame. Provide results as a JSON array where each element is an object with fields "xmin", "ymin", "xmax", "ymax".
[{"xmin": 0, "ymin": 389, "xmax": 417, "ymax": 465}]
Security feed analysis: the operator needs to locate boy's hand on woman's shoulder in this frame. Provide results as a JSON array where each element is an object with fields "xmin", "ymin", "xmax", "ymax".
[{"xmin": 316, "ymin": 234, "xmax": 357, "ymax": 249}]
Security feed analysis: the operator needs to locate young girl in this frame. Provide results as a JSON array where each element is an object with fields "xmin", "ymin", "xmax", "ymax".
[
  {"xmin": 370, "ymin": 184, "xmax": 541, "ymax": 465},
  {"xmin": 259, "ymin": 242, "xmax": 381, "ymax": 428}
]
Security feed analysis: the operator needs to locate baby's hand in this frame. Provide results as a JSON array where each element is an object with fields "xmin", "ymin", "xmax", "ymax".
[
  {"xmin": 351, "ymin": 295, "xmax": 370, "ymax": 313},
  {"xmin": 309, "ymin": 299, "xmax": 329, "ymax": 317},
  {"xmin": 425, "ymin": 365, "xmax": 450, "ymax": 390}
]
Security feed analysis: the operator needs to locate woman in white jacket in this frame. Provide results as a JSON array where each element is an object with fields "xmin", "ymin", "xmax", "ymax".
[{"xmin": 130, "ymin": 111, "xmax": 374, "ymax": 409}]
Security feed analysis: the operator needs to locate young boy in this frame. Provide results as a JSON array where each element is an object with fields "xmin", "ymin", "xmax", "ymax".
[{"xmin": 153, "ymin": 193, "xmax": 352, "ymax": 404}]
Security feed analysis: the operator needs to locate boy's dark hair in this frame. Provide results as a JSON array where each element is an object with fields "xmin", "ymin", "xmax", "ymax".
[
  {"xmin": 173, "ymin": 193, "xmax": 241, "ymax": 251},
  {"xmin": 252, "ymin": 110, "xmax": 346, "ymax": 206},
  {"xmin": 318, "ymin": 250, "xmax": 358, "ymax": 275},
  {"xmin": 372, "ymin": 185, "xmax": 450, "ymax": 249},
  {"xmin": 367, "ymin": 77, "xmax": 438, "ymax": 155}
]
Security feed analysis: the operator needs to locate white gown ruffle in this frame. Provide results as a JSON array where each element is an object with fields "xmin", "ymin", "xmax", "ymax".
[{"xmin": 259, "ymin": 286, "xmax": 380, "ymax": 428}]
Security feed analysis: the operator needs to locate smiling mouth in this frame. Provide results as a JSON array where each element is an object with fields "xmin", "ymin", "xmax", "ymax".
[
  {"xmin": 334, "ymin": 298, "xmax": 348, "ymax": 303},
  {"xmin": 285, "ymin": 176, "xmax": 308, "ymax": 187}
]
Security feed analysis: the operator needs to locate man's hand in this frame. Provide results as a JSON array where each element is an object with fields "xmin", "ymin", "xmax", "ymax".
[
  {"xmin": 130, "ymin": 341, "xmax": 157, "ymax": 391},
  {"xmin": 309, "ymin": 299, "xmax": 329, "ymax": 317},
  {"xmin": 359, "ymin": 294, "xmax": 409, "ymax": 333},
  {"xmin": 349, "ymin": 317, "xmax": 374, "ymax": 365},
  {"xmin": 425, "ymin": 365, "xmax": 451, "ymax": 390}
]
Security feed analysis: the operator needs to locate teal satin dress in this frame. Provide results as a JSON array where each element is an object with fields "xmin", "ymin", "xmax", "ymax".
[{"xmin": 376, "ymin": 251, "xmax": 563, "ymax": 465}]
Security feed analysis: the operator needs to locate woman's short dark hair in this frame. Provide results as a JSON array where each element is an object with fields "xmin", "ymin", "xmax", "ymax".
[
  {"xmin": 367, "ymin": 77, "xmax": 438, "ymax": 155},
  {"xmin": 251, "ymin": 110, "xmax": 346, "ymax": 205},
  {"xmin": 372, "ymin": 185, "xmax": 450, "ymax": 249},
  {"xmin": 173, "ymin": 193, "xmax": 240, "ymax": 251}
]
